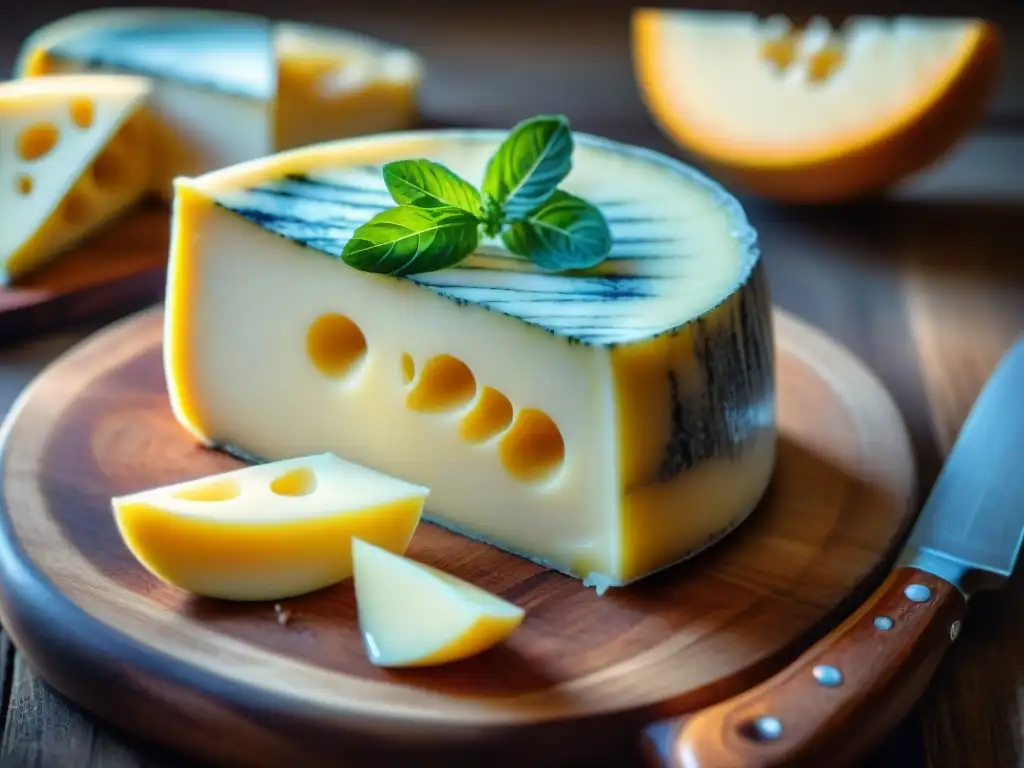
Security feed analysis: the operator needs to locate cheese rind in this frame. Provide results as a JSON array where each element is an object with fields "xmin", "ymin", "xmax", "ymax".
[
  {"xmin": 0, "ymin": 73, "xmax": 152, "ymax": 283},
  {"xmin": 165, "ymin": 129, "xmax": 776, "ymax": 590},
  {"xmin": 16, "ymin": 8, "xmax": 424, "ymax": 198},
  {"xmin": 110, "ymin": 452, "xmax": 429, "ymax": 600},
  {"xmin": 351, "ymin": 538, "xmax": 525, "ymax": 667}
]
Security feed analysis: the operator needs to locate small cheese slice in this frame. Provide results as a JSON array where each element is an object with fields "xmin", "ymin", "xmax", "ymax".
[
  {"xmin": 352, "ymin": 537, "xmax": 525, "ymax": 667},
  {"xmin": 165, "ymin": 129, "xmax": 777, "ymax": 592},
  {"xmin": 0, "ymin": 73, "xmax": 152, "ymax": 283},
  {"xmin": 110, "ymin": 452, "xmax": 429, "ymax": 601},
  {"xmin": 15, "ymin": 8, "xmax": 424, "ymax": 198}
]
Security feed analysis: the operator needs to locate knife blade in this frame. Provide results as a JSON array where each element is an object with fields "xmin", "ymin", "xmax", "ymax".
[{"xmin": 641, "ymin": 334, "xmax": 1024, "ymax": 768}]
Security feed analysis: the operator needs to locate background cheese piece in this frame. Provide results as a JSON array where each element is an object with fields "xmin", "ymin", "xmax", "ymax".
[
  {"xmin": 110, "ymin": 452, "xmax": 428, "ymax": 601},
  {"xmin": 352, "ymin": 538, "xmax": 525, "ymax": 667},
  {"xmin": 0, "ymin": 73, "xmax": 152, "ymax": 284},
  {"xmin": 165, "ymin": 129, "xmax": 777, "ymax": 592},
  {"xmin": 15, "ymin": 8, "xmax": 424, "ymax": 198}
]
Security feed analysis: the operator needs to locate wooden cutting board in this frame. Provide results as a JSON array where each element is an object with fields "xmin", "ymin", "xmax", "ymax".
[
  {"xmin": 0, "ymin": 305, "xmax": 916, "ymax": 768},
  {"xmin": 0, "ymin": 206, "xmax": 167, "ymax": 344}
]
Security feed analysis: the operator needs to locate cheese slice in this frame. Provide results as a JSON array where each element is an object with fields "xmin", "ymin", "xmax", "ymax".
[
  {"xmin": 110, "ymin": 452, "xmax": 429, "ymax": 601},
  {"xmin": 15, "ymin": 8, "xmax": 424, "ymax": 198},
  {"xmin": 165, "ymin": 129, "xmax": 777, "ymax": 592},
  {"xmin": 352, "ymin": 538, "xmax": 525, "ymax": 667},
  {"xmin": 0, "ymin": 73, "xmax": 152, "ymax": 283}
]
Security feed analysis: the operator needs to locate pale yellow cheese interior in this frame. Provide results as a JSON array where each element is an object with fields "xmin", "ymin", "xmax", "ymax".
[
  {"xmin": 352, "ymin": 537, "xmax": 525, "ymax": 667},
  {"xmin": 111, "ymin": 452, "xmax": 428, "ymax": 600},
  {"xmin": 0, "ymin": 74, "xmax": 152, "ymax": 282},
  {"xmin": 638, "ymin": 11, "xmax": 984, "ymax": 158}
]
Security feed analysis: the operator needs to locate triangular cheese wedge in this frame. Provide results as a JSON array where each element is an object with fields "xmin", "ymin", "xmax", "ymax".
[
  {"xmin": 352, "ymin": 537, "xmax": 525, "ymax": 667},
  {"xmin": 632, "ymin": 10, "xmax": 1002, "ymax": 201},
  {"xmin": 111, "ymin": 453, "xmax": 428, "ymax": 601},
  {"xmin": 16, "ymin": 9, "xmax": 424, "ymax": 198},
  {"xmin": 0, "ymin": 73, "xmax": 152, "ymax": 283}
]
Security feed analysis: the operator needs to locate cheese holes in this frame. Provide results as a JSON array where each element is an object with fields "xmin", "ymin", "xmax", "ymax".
[
  {"xmin": 61, "ymin": 191, "xmax": 91, "ymax": 226},
  {"xmin": 173, "ymin": 479, "xmax": 242, "ymax": 502},
  {"xmin": 307, "ymin": 313, "xmax": 368, "ymax": 380},
  {"xmin": 91, "ymin": 148, "xmax": 127, "ymax": 190},
  {"xmin": 499, "ymin": 409, "xmax": 565, "ymax": 483},
  {"xmin": 69, "ymin": 97, "xmax": 95, "ymax": 129},
  {"xmin": 459, "ymin": 387, "xmax": 513, "ymax": 444},
  {"xmin": 270, "ymin": 467, "xmax": 317, "ymax": 497},
  {"xmin": 17, "ymin": 122, "xmax": 59, "ymax": 161},
  {"xmin": 401, "ymin": 353, "xmax": 415, "ymax": 384},
  {"xmin": 15, "ymin": 174, "xmax": 33, "ymax": 195},
  {"xmin": 405, "ymin": 355, "xmax": 477, "ymax": 413}
]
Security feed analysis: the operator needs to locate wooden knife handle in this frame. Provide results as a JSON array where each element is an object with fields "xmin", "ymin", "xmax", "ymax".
[{"xmin": 642, "ymin": 566, "xmax": 968, "ymax": 768}]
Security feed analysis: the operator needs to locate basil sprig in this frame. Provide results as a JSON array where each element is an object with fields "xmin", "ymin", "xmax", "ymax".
[{"xmin": 340, "ymin": 114, "xmax": 612, "ymax": 276}]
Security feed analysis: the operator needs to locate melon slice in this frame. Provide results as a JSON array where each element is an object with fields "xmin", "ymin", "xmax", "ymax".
[
  {"xmin": 352, "ymin": 538, "xmax": 525, "ymax": 667},
  {"xmin": 631, "ymin": 10, "xmax": 1002, "ymax": 202}
]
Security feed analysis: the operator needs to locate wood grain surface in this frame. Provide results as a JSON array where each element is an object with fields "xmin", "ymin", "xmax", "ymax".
[
  {"xmin": 0, "ymin": 305, "xmax": 915, "ymax": 767},
  {"xmin": 0, "ymin": 207, "xmax": 168, "ymax": 346}
]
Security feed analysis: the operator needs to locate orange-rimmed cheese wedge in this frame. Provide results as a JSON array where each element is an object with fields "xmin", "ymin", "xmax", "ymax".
[
  {"xmin": 111, "ymin": 452, "xmax": 428, "ymax": 601},
  {"xmin": 352, "ymin": 538, "xmax": 525, "ymax": 667},
  {"xmin": 632, "ymin": 9, "xmax": 1002, "ymax": 202}
]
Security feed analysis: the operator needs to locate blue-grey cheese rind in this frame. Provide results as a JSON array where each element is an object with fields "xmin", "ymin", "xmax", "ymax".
[
  {"xmin": 48, "ymin": 20, "xmax": 274, "ymax": 99},
  {"xmin": 215, "ymin": 167, "xmax": 749, "ymax": 347}
]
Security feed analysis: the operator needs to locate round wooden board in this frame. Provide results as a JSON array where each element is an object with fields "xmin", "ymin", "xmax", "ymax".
[{"xmin": 0, "ymin": 306, "xmax": 916, "ymax": 768}]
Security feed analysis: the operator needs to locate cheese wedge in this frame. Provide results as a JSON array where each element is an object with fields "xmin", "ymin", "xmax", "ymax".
[
  {"xmin": 632, "ymin": 10, "xmax": 1002, "ymax": 201},
  {"xmin": 0, "ymin": 74, "xmax": 152, "ymax": 283},
  {"xmin": 165, "ymin": 129, "xmax": 777, "ymax": 593},
  {"xmin": 110, "ymin": 452, "xmax": 428, "ymax": 600},
  {"xmin": 16, "ymin": 8, "xmax": 424, "ymax": 197},
  {"xmin": 352, "ymin": 537, "xmax": 525, "ymax": 667}
]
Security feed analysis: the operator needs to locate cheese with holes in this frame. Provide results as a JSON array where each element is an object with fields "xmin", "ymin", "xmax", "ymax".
[
  {"xmin": 16, "ymin": 8, "xmax": 424, "ymax": 197},
  {"xmin": 352, "ymin": 537, "xmax": 525, "ymax": 667},
  {"xmin": 0, "ymin": 74, "xmax": 152, "ymax": 283},
  {"xmin": 110, "ymin": 452, "xmax": 428, "ymax": 600},
  {"xmin": 165, "ymin": 129, "xmax": 777, "ymax": 592}
]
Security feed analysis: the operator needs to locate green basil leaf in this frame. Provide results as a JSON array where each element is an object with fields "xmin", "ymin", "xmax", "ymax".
[
  {"xmin": 482, "ymin": 114, "xmax": 573, "ymax": 221},
  {"xmin": 382, "ymin": 159, "xmax": 483, "ymax": 218},
  {"xmin": 501, "ymin": 190, "xmax": 612, "ymax": 271},
  {"xmin": 341, "ymin": 205, "xmax": 480, "ymax": 276}
]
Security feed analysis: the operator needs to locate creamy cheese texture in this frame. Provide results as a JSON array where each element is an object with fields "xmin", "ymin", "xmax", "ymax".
[
  {"xmin": 111, "ymin": 452, "xmax": 428, "ymax": 600},
  {"xmin": 16, "ymin": 8, "xmax": 424, "ymax": 197},
  {"xmin": 0, "ymin": 74, "xmax": 152, "ymax": 283},
  {"xmin": 635, "ymin": 11, "xmax": 983, "ymax": 155},
  {"xmin": 352, "ymin": 537, "xmax": 525, "ymax": 667},
  {"xmin": 165, "ymin": 129, "xmax": 777, "ymax": 591}
]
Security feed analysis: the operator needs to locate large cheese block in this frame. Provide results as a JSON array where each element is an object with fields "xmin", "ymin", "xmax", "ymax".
[
  {"xmin": 15, "ymin": 8, "xmax": 424, "ymax": 197},
  {"xmin": 0, "ymin": 74, "xmax": 153, "ymax": 282},
  {"xmin": 164, "ymin": 129, "xmax": 777, "ymax": 592}
]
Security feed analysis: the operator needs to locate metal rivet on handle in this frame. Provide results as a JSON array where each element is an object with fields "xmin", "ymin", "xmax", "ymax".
[
  {"xmin": 904, "ymin": 584, "xmax": 932, "ymax": 603},
  {"xmin": 950, "ymin": 620, "xmax": 961, "ymax": 641},
  {"xmin": 874, "ymin": 616, "xmax": 894, "ymax": 631},
  {"xmin": 738, "ymin": 715, "xmax": 783, "ymax": 742},
  {"xmin": 812, "ymin": 664, "xmax": 843, "ymax": 687}
]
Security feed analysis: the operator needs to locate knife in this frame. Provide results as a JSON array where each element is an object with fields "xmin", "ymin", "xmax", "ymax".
[{"xmin": 641, "ymin": 334, "xmax": 1024, "ymax": 768}]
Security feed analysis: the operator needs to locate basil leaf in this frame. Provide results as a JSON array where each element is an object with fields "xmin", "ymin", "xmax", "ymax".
[
  {"xmin": 382, "ymin": 159, "xmax": 483, "ymax": 218},
  {"xmin": 482, "ymin": 114, "xmax": 573, "ymax": 221},
  {"xmin": 501, "ymin": 190, "xmax": 612, "ymax": 271},
  {"xmin": 341, "ymin": 205, "xmax": 480, "ymax": 276}
]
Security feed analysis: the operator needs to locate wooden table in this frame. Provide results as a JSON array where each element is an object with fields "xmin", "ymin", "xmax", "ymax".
[{"xmin": 2, "ymin": 3, "xmax": 1023, "ymax": 766}]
